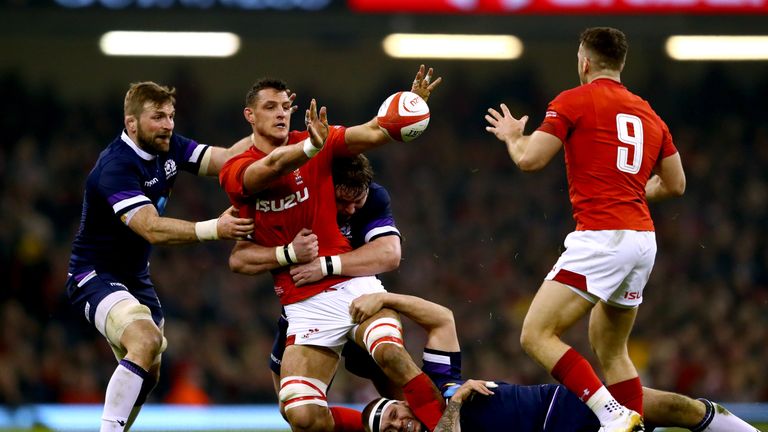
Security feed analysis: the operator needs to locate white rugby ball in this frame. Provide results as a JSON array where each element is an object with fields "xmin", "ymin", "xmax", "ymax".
[{"xmin": 376, "ymin": 91, "xmax": 430, "ymax": 142}]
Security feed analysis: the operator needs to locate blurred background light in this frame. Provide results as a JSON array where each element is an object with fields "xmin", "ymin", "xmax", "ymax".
[
  {"xmin": 382, "ymin": 33, "xmax": 523, "ymax": 60},
  {"xmin": 99, "ymin": 31, "xmax": 241, "ymax": 57},
  {"xmin": 666, "ymin": 35, "xmax": 768, "ymax": 60}
]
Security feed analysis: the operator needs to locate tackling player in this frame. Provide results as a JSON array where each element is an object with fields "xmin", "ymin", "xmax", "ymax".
[
  {"xmin": 485, "ymin": 27, "xmax": 686, "ymax": 432},
  {"xmin": 230, "ymin": 154, "xmax": 403, "ymax": 431},
  {"xmin": 65, "ymin": 82, "xmax": 255, "ymax": 431},
  {"xmin": 219, "ymin": 65, "xmax": 445, "ymax": 432},
  {"xmin": 352, "ymin": 292, "xmax": 759, "ymax": 432}
]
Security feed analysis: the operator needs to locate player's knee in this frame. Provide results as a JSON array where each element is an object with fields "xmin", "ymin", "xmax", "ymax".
[
  {"xmin": 279, "ymin": 376, "xmax": 329, "ymax": 426},
  {"xmin": 107, "ymin": 301, "xmax": 164, "ymax": 356},
  {"xmin": 519, "ymin": 325, "xmax": 537, "ymax": 355},
  {"xmin": 279, "ymin": 375, "xmax": 332, "ymax": 431},
  {"xmin": 363, "ymin": 317, "xmax": 404, "ymax": 365}
]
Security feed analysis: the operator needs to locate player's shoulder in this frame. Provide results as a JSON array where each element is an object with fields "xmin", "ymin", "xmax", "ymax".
[{"xmin": 367, "ymin": 182, "xmax": 391, "ymax": 204}]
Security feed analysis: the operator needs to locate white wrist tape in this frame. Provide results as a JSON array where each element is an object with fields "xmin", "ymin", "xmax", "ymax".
[
  {"xmin": 194, "ymin": 219, "xmax": 219, "ymax": 241},
  {"xmin": 302, "ymin": 137, "xmax": 321, "ymax": 158},
  {"xmin": 276, "ymin": 243, "xmax": 298, "ymax": 266},
  {"xmin": 320, "ymin": 255, "xmax": 342, "ymax": 276}
]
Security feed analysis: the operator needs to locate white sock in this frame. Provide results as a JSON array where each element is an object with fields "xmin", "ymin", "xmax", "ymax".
[
  {"xmin": 100, "ymin": 360, "xmax": 146, "ymax": 432},
  {"xmin": 586, "ymin": 386, "xmax": 625, "ymax": 425},
  {"xmin": 699, "ymin": 400, "xmax": 759, "ymax": 432}
]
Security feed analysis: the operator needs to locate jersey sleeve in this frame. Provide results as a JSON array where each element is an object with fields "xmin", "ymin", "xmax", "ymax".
[
  {"xmin": 536, "ymin": 89, "xmax": 582, "ymax": 142},
  {"xmin": 659, "ymin": 119, "xmax": 678, "ymax": 159},
  {"xmin": 172, "ymin": 135, "xmax": 210, "ymax": 175},
  {"xmin": 98, "ymin": 158, "xmax": 152, "ymax": 220},
  {"xmin": 328, "ymin": 125, "xmax": 353, "ymax": 158},
  {"xmin": 422, "ymin": 348, "xmax": 463, "ymax": 393},
  {"xmin": 219, "ymin": 152, "xmax": 254, "ymax": 208},
  {"xmin": 357, "ymin": 185, "xmax": 401, "ymax": 243}
]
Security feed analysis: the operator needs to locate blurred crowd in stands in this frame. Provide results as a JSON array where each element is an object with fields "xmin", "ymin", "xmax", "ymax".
[{"xmin": 1, "ymin": 63, "xmax": 766, "ymax": 407}]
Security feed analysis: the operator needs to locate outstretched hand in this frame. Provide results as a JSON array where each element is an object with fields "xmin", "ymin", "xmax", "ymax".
[
  {"xmin": 305, "ymin": 98, "xmax": 329, "ymax": 150},
  {"xmin": 410, "ymin": 64, "xmax": 442, "ymax": 102},
  {"xmin": 216, "ymin": 206, "xmax": 254, "ymax": 240},
  {"xmin": 484, "ymin": 103, "xmax": 528, "ymax": 143}
]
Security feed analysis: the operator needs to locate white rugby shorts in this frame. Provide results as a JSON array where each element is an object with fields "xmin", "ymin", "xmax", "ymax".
[
  {"xmin": 545, "ymin": 230, "xmax": 657, "ymax": 307},
  {"xmin": 284, "ymin": 276, "xmax": 386, "ymax": 353}
]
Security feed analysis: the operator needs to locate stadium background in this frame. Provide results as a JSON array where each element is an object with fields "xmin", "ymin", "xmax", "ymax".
[{"xmin": 1, "ymin": 0, "xmax": 767, "ymax": 429}]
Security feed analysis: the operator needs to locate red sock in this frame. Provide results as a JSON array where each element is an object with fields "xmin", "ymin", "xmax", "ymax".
[
  {"xmin": 608, "ymin": 377, "xmax": 643, "ymax": 415},
  {"xmin": 551, "ymin": 348, "xmax": 604, "ymax": 403},
  {"xmin": 402, "ymin": 372, "xmax": 445, "ymax": 431},
  {"xmin": 329, "ymin": 406, "xmax": 364, "ymax": 432}
]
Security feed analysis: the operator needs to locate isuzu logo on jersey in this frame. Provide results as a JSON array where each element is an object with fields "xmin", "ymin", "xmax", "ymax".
[
  {"xmin": 255, "ymin": 187, "xmax": 309, "ymax": 212},
  {"xmin": 164, "ymin": 160, "xmax": 177, "ymax": 179}
]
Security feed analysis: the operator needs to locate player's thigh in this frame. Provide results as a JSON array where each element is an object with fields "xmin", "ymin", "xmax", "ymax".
[
  {"xmin": 281, "ymin": 344, "xmax": 339, "ymax": 385},
  {"xmin": 66, "ymin": 271, "xmax": 164, "ymax": 358},
  {"xmin": 523, "ymin": 280, "xmax": 594, "ymax": 336}
]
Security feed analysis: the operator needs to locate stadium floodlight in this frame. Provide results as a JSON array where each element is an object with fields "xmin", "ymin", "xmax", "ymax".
[
  {"xmin": 383, "ymin": 33, "xmax": 523, "ymax": 60},
  {"xmin": 100, "ymin": 31, "xmax": 240, "ymax": 57},
  {"xmin": 666, "ymin": 36, "xmax": 768, "ymax": 61}
]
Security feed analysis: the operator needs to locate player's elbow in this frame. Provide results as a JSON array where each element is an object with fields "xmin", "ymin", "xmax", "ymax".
[
  {"xmin": 669, "ymin": 175, "xmax": 686, "ymax": 197},
  {"xmin": 516, "ymin": 155, "xmax": 545, "ymax": 172},
  {"xmin": 380, "ymin": 242, "xmax": 402, "ymax": 272},
  {"xmin": 229, "ymin": 253, "xmax": 252, "ymax": 275}
]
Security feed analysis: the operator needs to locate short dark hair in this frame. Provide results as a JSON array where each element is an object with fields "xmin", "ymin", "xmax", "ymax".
[
  {"xmin": 579, "ymin": 27, "xmax": 628, "ymax": 71},
  {"xmin": 333, "ymin": 154, "xmax": 374, "ymax": 198},
  {"xmin": 124, "ymin": 81, "xmax": 176, "ymax": 118},
  {"xmin": 245, "ymin": 78, "xmax": 288, "ymax": 107}
]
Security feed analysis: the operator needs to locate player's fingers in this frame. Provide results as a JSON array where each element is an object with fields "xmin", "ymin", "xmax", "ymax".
[
  {"xmin": 487, "ymin": 108, "xmax": 501, "ymax": 120},
  {"xmin": 427, "ymin": 76, "xmax": 442, "ymax": 91},
  {"xmin": 319, "ymin": 106, "xmax": 328, "ymax": 125},
  {"xmin": 520, "ymin": 115, "xmax": 529, "ymax": 125},
  {"xmin": 500, "ymin": 103, "xmax": 512, "ymax": 116},
  {"xmin": 484, "ymin": 114, "xmax": 498, "ymax": 126}
]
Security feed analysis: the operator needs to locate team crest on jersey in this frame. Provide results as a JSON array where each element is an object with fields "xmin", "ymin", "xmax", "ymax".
[
  {"xmin": 164, "ymin": 160, "xmax": 177, "ymax": 179},
  {"xmin": 339, "ymin": 222, "xmax": 352, "ymax": 240},
  {"xmin": 293, "ymin": 169, "xmax": 304, "ymax": 185}
]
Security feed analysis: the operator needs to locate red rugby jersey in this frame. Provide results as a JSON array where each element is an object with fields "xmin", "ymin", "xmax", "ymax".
[
  {"xmin": 537, "ymin": 79, "xmax": 678, "ymax": 231},
  {"xmin": 220, "ymin": 126, "xmax": 353, "ymax": 304}
]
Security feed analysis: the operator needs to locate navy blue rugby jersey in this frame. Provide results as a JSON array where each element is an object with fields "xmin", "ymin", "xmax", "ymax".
[
  {"xmin": 68, "ymin": 131, "xmax": 209, "ymax": 275},
  {"xmin": 339, "ymin": 182, "xmax": 400, "ymax": 248},
  {"xmin": 422, "ymin": 348, "xmax": 600, "ymax": 432}
]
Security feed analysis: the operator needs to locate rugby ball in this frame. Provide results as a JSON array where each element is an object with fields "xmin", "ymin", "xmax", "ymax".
[{"xmin": 376, "ymin": 91, "xmax": 430, "ymax": 142}]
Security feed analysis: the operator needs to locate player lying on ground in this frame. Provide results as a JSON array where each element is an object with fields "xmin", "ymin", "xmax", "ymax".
[{"xmin": 352, "ymin": 293, "xmax": 758, "ymax": 432}]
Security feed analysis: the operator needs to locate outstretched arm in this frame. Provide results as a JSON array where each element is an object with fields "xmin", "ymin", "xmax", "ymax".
[
  {"xmin": 349, "ymin": 292, "xmax": 459, "ymax": 351},
  {"xmin": 128, "ymin": 205, "xmax": 253, "ymax": 245},
  {"xmin": 242, "ymin": 99, "xmax": 329, "ymax": 194},
  {"xmin": 484, "ymin": 104, "xmax": 562, "ymax": 171},
  {"xmin": 345, "ymin": 64, "xmax": 442, "ymax": 154}
]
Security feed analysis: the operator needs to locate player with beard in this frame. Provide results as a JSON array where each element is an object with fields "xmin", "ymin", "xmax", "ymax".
[
  {"xmin": 219, "ymin": 66, "xmax": 445, "ymax": 432},
  {"xmin": 230, "ymin": 154, "xmax": 403, "ymax": 431},
  {"xmin": 352, "ymin": 293, "xmax": 759, "ymax": 432},
  {"xmin": 66, "ymin": 81, "xmax": 254, "ymax": 431}
]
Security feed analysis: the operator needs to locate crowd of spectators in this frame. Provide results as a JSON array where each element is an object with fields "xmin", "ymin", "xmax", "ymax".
[{"xmin": 1, "ymin": 63, "xmax": 766, "ymax": 408}]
